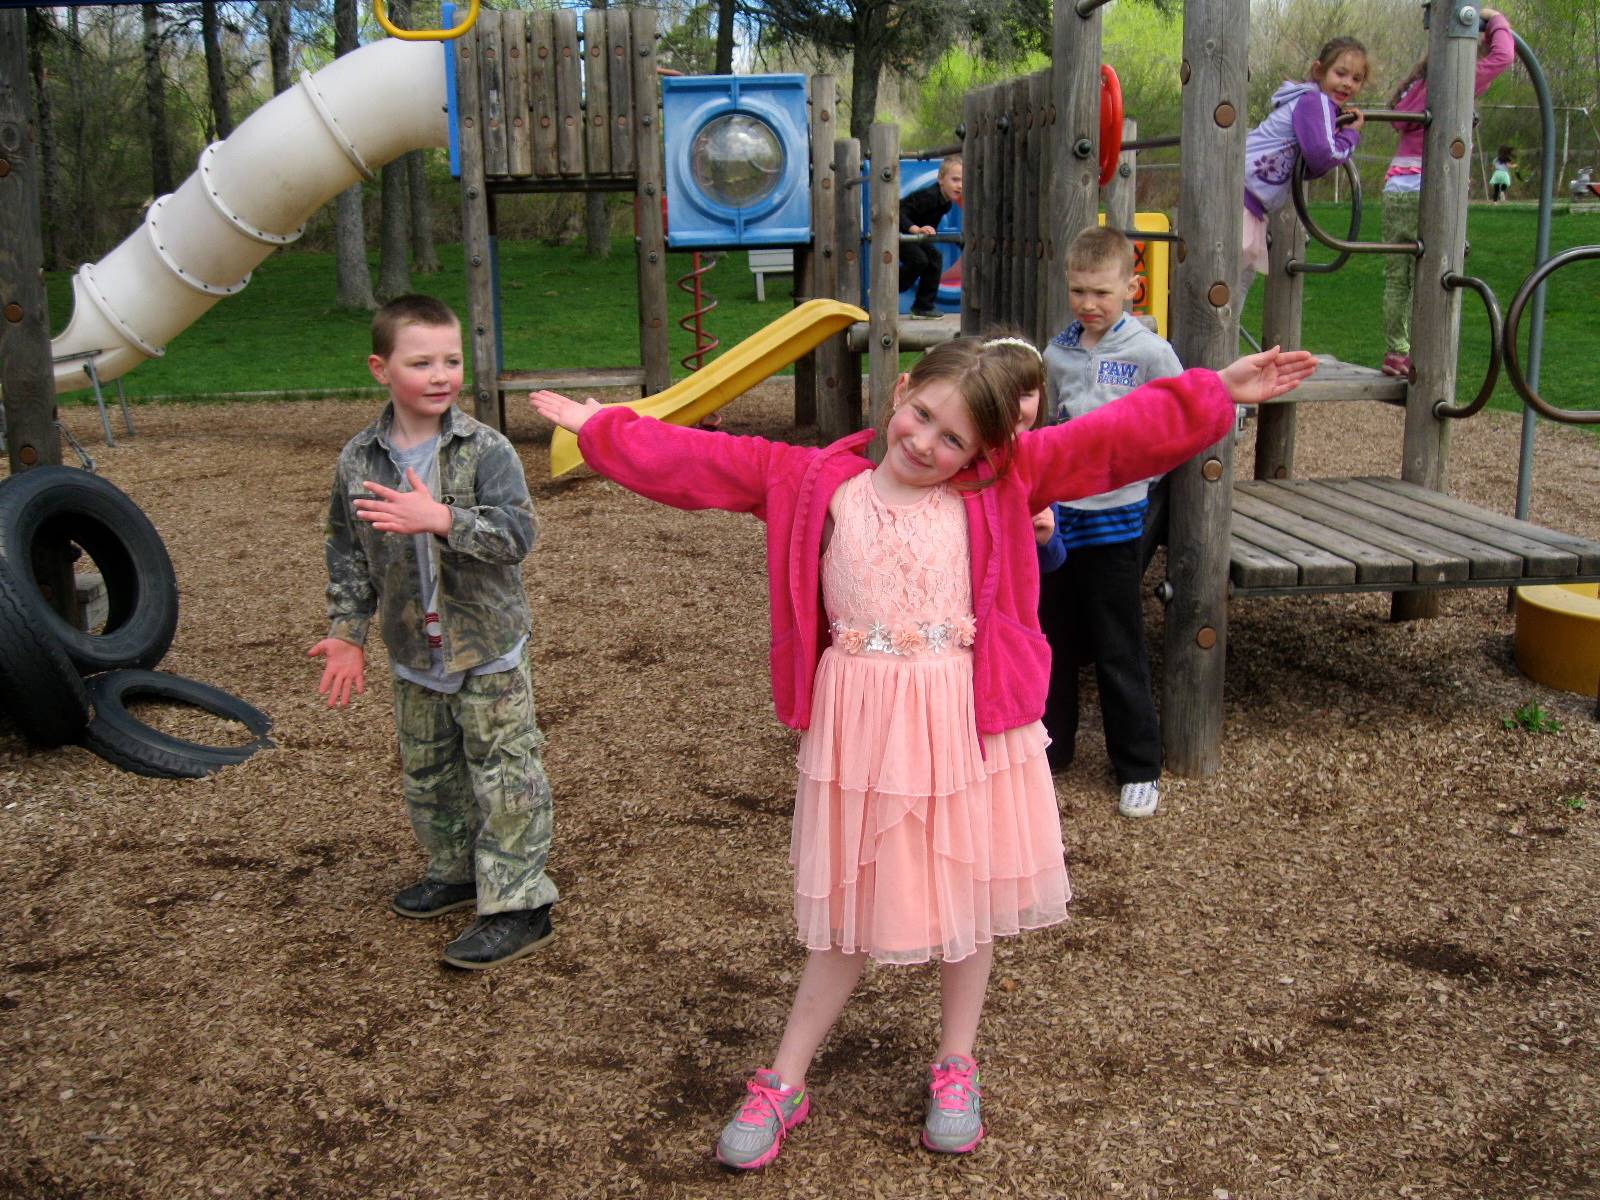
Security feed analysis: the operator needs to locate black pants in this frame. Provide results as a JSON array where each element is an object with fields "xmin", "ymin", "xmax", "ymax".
[
  {"xmin": 1037, "ymin": 536, "xmax": 1161, "ymax": 784},
  {"xmin": 898, "ymin": 242, "xmax": 943, "ymax": 311}
]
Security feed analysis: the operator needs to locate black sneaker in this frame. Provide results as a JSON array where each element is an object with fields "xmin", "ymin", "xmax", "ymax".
[
  {"xmin": 441, "ymin": 905, "xmax": 554, "ymax": 970},
  {"xmin": 392, "ymin": 879, "xmax": 478, "ymax": 919},
  {"xmin": 910, "ymin": 306, "xmax": 940, "ymax": 318}
]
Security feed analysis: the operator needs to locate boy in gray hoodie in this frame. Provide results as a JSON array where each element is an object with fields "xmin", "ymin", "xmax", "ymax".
[{"xmin": 1040, "ymin": 226, "xmax": 1182, "ymax": 819}]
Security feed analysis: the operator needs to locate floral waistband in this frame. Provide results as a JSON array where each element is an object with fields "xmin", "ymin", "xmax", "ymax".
[{"xmin": 828, "ymin": 616, "xmax": 976, "ymax": 657}]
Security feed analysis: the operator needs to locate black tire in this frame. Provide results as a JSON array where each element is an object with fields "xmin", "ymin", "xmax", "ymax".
[
  {"xmin": 0, "ymin": 466, "xmax": 178, "ymax": 673},
  {"xmin": 79, "ymin": 669, "xmax": 274, "ymax": 779},
  {"xmin": 0, "ymin": 558, "xmax": 91, "ymax": 747}
]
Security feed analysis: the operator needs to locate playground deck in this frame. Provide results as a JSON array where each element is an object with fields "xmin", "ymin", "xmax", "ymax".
[{"xmin": 1229, "ymin": 476, "xmax": 1600, "ymax": 596}]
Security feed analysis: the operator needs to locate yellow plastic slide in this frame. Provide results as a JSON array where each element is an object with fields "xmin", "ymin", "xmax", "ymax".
[{"xmin": 547, "ymin": 298, "xmax": 868, "ymax": 477}]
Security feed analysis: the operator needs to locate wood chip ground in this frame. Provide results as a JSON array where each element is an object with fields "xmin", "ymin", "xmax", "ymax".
[{"xmin": 3, "ymin": 386, "xmax": 1597, "ymax": 1199}]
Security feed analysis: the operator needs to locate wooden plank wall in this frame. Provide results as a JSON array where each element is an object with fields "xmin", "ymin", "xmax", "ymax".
[{"xmin": 469, "ymin": 6, "xmax": 643, "ymax": 184}]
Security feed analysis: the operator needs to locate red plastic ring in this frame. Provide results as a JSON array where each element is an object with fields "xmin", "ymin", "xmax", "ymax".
[{"xmin": 1099, "ymin": 64, "xmax": 1124, "ymax": 187}]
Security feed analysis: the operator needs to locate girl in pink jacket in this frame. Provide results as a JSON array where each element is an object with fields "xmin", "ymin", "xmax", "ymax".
[{"xmin": 530, "ymin": 341, "xmax": 1313, "ymax": 1171}]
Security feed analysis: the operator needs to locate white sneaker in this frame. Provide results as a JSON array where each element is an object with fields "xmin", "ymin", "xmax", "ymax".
[{"xmin": 1118, "ymin": 780, "xmax": 1160, "ymax": 819}]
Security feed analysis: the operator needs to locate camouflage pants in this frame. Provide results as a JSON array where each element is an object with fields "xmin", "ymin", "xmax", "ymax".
[
  {"xmin": 1382, "ymin": 190, "xmax": 1420, "ymax": 354},
  {"xmin": 392, "ymin": 646, "xmax": 559, "ymax": 915}
]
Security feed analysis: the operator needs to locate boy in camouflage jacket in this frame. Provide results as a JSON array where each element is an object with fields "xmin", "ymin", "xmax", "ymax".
[{"xmin": 309, "ymin": 294, "xmax": 558, "ymax": 970}]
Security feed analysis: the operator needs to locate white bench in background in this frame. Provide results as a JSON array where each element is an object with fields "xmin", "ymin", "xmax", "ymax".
[{"xmin": 747, "ymin": 248, "xmax": 794, "ymax": 301}]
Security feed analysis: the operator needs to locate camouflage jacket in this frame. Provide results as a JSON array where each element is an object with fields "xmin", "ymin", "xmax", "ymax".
[{"xmin": 324, "ymin": 403, "xmax": 536, "ymax": 673}]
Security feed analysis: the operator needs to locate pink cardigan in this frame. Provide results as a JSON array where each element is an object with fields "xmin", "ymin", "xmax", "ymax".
[
  {"xmin": 577, "ymin": 369, "xmax": 1235, "ymax": 735},
  {"xmin": 1387, "ymin": 13, "xmax": 1514, "ymax": 180}
]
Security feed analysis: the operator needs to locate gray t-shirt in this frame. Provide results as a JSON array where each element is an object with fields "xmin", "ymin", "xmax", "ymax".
[{"xmin": 387, "ymin": 435, "xmax": 525, "ymax": 694}]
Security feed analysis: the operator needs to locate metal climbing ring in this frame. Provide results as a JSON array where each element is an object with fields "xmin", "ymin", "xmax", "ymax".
[
  {"xmin": 1433, "ymin": 272, "xmax": 1503, "ymax": 420},
  {"xmin": 1501, "ymin": 245, "xmax": 1600, "ymax": 426}
]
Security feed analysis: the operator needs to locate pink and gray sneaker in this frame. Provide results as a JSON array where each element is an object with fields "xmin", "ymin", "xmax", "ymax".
[
  {"xmin": 921, "ymin": 1055, "xmax": 985, "ymax": 1153},
  {"xmin": 1381, "ymin": 351, "xmax": 1412, "ymax": 378},
  {"xmin": 715, "ymin": 1069, "xmax": 810, "ymax": 1170}
]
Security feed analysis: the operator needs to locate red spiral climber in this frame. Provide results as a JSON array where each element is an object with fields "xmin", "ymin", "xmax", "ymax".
[{"xmin": 676, "ymin": 252, "xmax": 720, "ymax": 373}]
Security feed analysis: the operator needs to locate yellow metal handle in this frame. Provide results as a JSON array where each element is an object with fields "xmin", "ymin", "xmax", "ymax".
[{"xmin": 373, "ymin": 0, "xmax": 479, "ymax": 41}]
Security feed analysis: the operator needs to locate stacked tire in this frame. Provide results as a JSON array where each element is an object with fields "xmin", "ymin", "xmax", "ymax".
[{"xmin": 0, "ymin": 467, "xmax": 272, "ymax": 778}]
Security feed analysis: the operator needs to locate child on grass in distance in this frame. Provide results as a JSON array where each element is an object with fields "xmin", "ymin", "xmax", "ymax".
[
  {"xmin": 1040, "ymin": 226, "xmax": 1183, "ymax": 820},
  {"xmin": 309, "ymin": 294, "xmax": 559, "ymax": 971},
  {"xmin": 899, "ymin": 154, "xmax": 963, "ymax": 317},
  {"xmin": 530, "ymin": 338, "xmax": 1314, "ymax": 1169},
  {"xmin": 1240, "ymin": 36, "xmax": 1368, "ymax": 304}
]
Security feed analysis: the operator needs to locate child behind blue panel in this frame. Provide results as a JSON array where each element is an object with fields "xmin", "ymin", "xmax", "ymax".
[{"xmin": 1039, "ymin": 226, "xmax": 1182, "ymax": 820}]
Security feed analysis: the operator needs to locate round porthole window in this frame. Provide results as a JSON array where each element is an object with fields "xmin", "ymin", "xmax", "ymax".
[{"xmin": 689, "ymin": 113, "xmax": 785, "ymax": 209}]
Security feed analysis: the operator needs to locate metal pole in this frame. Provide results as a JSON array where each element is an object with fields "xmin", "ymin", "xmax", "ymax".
[{"xmin": 1513, "ymin": 33, "xmax": 1556, "ymax": 522}]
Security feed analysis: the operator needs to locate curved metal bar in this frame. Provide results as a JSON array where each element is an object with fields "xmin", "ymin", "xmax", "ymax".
[
  {"xmin": 1288, "ymin": 154, "xmax": 1420, "ymax": 258},
  {"xmin": 1502, "ymin": 246, "xmax": 1600, "ymax": 426},
  {"xmin": 1510, "ymin": 31, "xmax": 1561, "ymax": 513},
  {"xmin": 1122, "ymin": 134, "xmax": 1181, "ymax": 151},
  {"xmin": 1074, "ymin": 0, "xmax": 1115, "ymax": 14},
  {"xmin": 1285, "ymin": 157, "xmax": 1361, "ymax": 275},
  {"xmin": 1433, "ymin": 273, "xmax": 1503, "ymax": 420}
]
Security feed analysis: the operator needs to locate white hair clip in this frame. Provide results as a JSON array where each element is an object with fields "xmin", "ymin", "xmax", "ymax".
[{"xmin": 982, "ymin": 336, "xmax": 1043, "ymax": 362}]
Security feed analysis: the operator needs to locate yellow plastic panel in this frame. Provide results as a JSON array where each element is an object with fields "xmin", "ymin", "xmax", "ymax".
[{"xmin": 1514, "ymin": 582, "xmax": 1600, "ymax": 696}]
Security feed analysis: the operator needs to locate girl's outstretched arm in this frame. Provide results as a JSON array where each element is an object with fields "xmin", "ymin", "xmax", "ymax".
[{"xmin": 1218, "ymin": 347, "xmax": 1318, "ymax": 405}]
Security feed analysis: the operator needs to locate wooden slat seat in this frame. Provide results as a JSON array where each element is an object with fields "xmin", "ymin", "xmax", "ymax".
[
  {"xmin": 1256, "ymin": 356, "xmax": 1407, "ymax": 406},
  {"xmin": 1229, "ymin": 476, "xmax": 1600, "ymax": 596},
  {"xmin": 845, "ymin": 316, "xmax": 962, "ymax": 353}
]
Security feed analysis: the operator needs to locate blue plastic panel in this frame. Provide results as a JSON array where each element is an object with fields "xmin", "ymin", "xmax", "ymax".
[{"xmin": 662, "ymin": 75, "xmax": 812, "ymax": 250}]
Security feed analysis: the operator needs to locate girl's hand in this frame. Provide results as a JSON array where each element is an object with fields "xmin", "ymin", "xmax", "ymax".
[
  {"xmin": 1031, "ymin": 507, "xmax": 1056, "ymax": 547},
  {"xmin": 354, "ymin": 468, "xmax": 452, "ymax": 537},
  {"xmin": 1218, "ymin": 347, "xmax": 1318, "ymax": 406},
  {"xmin": 1338, "ymin": 105, "xmax": 1365, "ymax": 132},
  {"xmin": 530, "ymin": 389, "xmax": 603, "ymax": 433}
]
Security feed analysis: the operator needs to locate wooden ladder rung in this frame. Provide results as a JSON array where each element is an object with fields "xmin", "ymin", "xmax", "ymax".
[{"xmin": 498, "ymin": 367, "xmax": 647, "ymax": 393}]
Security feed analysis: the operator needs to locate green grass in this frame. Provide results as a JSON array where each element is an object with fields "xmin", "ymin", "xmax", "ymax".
[
  {"xmin": 43, "ymin": 237, "xmax": 803, "ymax": 400},
  {"xmin": 41, "ymin": 205, "xmax": 1600, "ymax": 423},
  {"xmin": 1239, "ymin": 202, "xmax": 1600, "ymax": 419}
]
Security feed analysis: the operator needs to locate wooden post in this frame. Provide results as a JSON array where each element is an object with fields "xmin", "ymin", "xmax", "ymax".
[
  {"xmin": 629, "ymin": 8, "xmax": 669, "ymax": 396},
  {"xmin": 456, "ymin": 27, "xmax": 503, "ymax": 429},
  {"xmin": 583, "ymin": 9, "xmax": 612, "ymax": 177},
  {"xmin": 1031, "ymin": 74, "xmax": 1054, "ymax": 348},
  {"xmin": 959, "ymin": 88, "xmax": 983, "ymax": 337},
  {"xmin": 1020, "ymin": 73, "xmax": 1049, "ymax": 340},
  {"xmin": 808, "ymin": 78, "xmax": 846, "ymax": 441},
  {"xmin": 503, "ymin": 10, "xmax": 532, "ymax": 177},
  {"xmin": 1102, "ymin": 117, "xmax": 1137, "ymax": 236},
  {"xmin": 1161, "ymin": 0, "xmax": 1249, "ymax": 778},
  {"xmin": 480, "ymin": 9, "xmax": 507, "ymax": 177},
  {"xmin": 833, "ymin": 137, "xmax": 865, "ymax": 432},
  {"xmin": 794, "ymin": 76, "xmax": 835, "ymax": 427},
  {"xmin": 1, "ymin": 10, "xmax": 62, "ymax": 476},
  {"xmin": 1254, "ymin": 204, "xmax": 1304, "ymax": 480},
  {"xmin": 1392, "ymin": 5, "xmax": 1477, "ymax": 623},
  {"xmin": 1045, "ymin": 3, "xmax": 1102, "ymax": 337},
  {"xmin": 867, "ymin": 123, "xmax": 900, "ymax": 446},
  {"xmin": 553, "ymin": 10, "xmax": 583, "ymax": 176}
]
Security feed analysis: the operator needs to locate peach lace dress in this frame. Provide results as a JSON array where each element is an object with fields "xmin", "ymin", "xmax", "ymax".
[{"xmin": 791, "ymin": 472, "xmax": 1070, "ymax": 964}]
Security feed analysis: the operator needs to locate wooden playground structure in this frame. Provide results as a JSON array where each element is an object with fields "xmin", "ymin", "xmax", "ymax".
[{"xmin": 4, "ymin": 1, "xmax": 1598, "ymax": 780}]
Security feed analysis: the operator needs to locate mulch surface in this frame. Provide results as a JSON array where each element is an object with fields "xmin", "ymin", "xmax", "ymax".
[{"xmin": 2, "ymin": 385, "xmax": 1597, "ymax": 1200}]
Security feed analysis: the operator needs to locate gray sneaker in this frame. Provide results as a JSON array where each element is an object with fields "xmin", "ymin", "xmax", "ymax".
[
  {"xmin": 1118, "ymin": 780, "xmax": 1161, "ymax": 819},
  {"xmin": 921, "ymin": 1055, "xmax": 984, "ymax": 1153},
  {"xmin": 715, "ymin": 1069, "xmax": 810, "ymax": 1170}
]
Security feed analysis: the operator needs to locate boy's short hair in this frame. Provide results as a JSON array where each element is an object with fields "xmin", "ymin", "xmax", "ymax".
[
  {"xmin": 1066, "ymin": 225, "xmax": 1136, "ymax": 279},
  {"xmin": 938, "ymin": 153, "xmax": 962, "ymax": 177},
  {"xmin": 372, "ymin": 294, "xmax": 461, "ymax": 358}
]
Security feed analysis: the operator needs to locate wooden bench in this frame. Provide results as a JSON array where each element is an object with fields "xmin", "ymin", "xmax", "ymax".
[
  {"xmin": 497, "ymin": 366, "xmax": 647, "ymax": 402},
  {"xmin": 747, "ymin": 249, "xmax": 794, "ymax": 302}
]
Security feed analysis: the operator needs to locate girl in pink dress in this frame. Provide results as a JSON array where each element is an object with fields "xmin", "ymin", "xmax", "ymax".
[{"xmin": 530, "ymin": 340, "xmax": 1313, "ymax": 1170}]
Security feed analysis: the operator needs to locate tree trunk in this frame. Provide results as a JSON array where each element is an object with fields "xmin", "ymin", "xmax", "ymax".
[
  {"xmin": 26, "ymin": 8, "xmax": 63, "ymax": 271},
  {"xmin": 142, "ymin": 4, "xmax": 174, "ymax": 197},
  {"xmin": 266, "ymin": 1, "xmax": 292, "ymax": 96},
  {"xmin": 406, "ymin": 151, "xmax": 440, "ymax": 274},
  {"xmin": 377, "ymin": 158, "xmax": 411, "ymax": 300},
  {"xmin": 332, "ymin": 0, "xmax": 373, "ymax": 309},
  {"xmin": 68, "ymin": 7, "xmax": 89, "ymax": 261},
  {"xmin": 202, "ymin": 1, "xmax": 234, "ymax": 140},
  {"xmin": 715, "ymin": 0, "xmax": 735, "ymax": 74},
  {"xmin": 848, "ymin": 46, "xmax": 883, "ymax": 142}
]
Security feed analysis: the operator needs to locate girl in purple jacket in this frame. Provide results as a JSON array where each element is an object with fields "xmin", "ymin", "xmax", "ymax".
[
  {"xmin": 1239, "ymin": 37, "xmax": 1369, "ymax": 302},
  {"xmin": 530, "ymin": 341, "xmax": 1313, "ymax": 1171}
]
